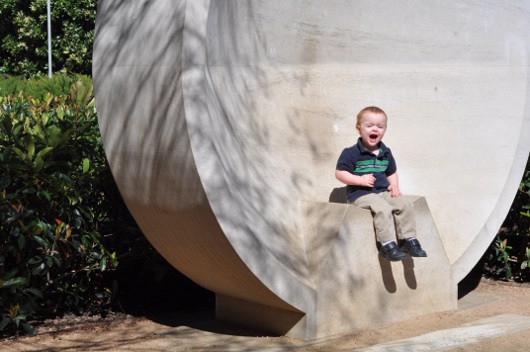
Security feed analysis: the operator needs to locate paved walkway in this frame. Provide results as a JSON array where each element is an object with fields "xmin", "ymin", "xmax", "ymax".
[{"xmin": 352, "ymin": 314, "xmax": 530, "ymax": 352}]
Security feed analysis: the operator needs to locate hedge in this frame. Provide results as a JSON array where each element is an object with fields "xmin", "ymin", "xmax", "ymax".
[
  {"xmin": 484, "ymin": 156, "xmax": 530, "ymax": 281},
  {"xmin": 0, "ymin": 81, "xmax": 117, "ymax": 335}
]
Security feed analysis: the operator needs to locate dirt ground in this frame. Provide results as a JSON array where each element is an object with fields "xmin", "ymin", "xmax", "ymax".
[{"xmin": 2, "ymin": 278, "xmax": 530, "ymax": 352}]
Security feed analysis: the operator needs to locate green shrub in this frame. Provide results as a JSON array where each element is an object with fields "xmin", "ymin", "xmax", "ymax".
[
  {"xmin": 484, "ymin": 156, "xmax": 530, "ymax": 281},
  {"xmin": 0, "ymin": 81, "xmax": 117, "ymax": 335},
  {"xmin": 0, "ymin": 74, "xmax": 92, "ymax": 99}
]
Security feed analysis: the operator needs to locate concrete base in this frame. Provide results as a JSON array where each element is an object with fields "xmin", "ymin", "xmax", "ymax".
[
  {"xmin": 216, "ymin": 196, "xmax": 457, "ymax": 340},
  {"xmin": 216, "ymin": 295, "xmax": 306, "ymax": 337},
  {"xmin": 352, "ymin": 314, "xmax": 530, "ymax": 352}
]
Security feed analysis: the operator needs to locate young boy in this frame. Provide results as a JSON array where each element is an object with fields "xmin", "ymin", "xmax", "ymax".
[{"xmin": 335, "ymin": 106, "xmax": 427, "ymax": 261}]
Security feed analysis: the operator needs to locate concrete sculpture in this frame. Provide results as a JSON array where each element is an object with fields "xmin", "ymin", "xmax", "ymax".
[{"xmin": 93, "ymin": 0, "xmax": 530, "ymax": 340}]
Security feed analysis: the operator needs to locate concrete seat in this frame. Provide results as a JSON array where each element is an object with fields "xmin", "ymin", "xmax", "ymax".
[{"xmin": 217, "ymin": 196, "xmax": 456, "ymax": 339}]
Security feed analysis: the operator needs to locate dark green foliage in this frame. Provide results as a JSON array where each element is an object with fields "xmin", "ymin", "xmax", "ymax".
[
  {"xmin": 0, "ymin": 0, "xmax": 96, "ymax": 76},
  {"xmin": 0, "ymin": 79, "xmax": 186, "ymax": 337},
  {"xmin": 0, "ymin": 77, "xmax": 203, "ymax": 338},
  {"xmin": 0, "ymin": 74, "xmax": 92, "ymax": 99},
  {"xmin": 484, "ymin": 156, "xmax": 530, "ymax": 281},
  {"xmin": 0, "ymin": 81, "xmax": 117, "ymax": 335}
]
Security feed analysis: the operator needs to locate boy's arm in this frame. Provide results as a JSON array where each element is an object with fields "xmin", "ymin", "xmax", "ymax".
[
  {"xmin": 387, "ymin": 172, "xmax": 401, "ymax": 198},
  {"xmin": 335, "ymin": 170, "xmax": 376, "ymax": 188}
]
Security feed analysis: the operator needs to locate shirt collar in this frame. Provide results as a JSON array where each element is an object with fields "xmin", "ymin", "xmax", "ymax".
[{"xmin": 356, "ymin": 137, "xmax": 388, "ymax": 156}]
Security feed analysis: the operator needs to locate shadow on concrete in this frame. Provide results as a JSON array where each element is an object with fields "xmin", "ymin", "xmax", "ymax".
[
  {"xmin": 458, "ymin": 256, "xmax": 485, "ymax": 299},
  {"xmin": 402, "ymin": 257, "xmax": 418, "ymax": 290},
  {"xmin": 114, "ymin": 266, "xmax": 280, "ymax": 337},
  {"xmin": 115, "ymin": 267, "xmax": 214, "ymax": 324},
  {"xmin": 377, "ymin": 255, "xmax": 417, "ymax": 293},
  {"xmin": 329, "ymin": 187, "xmax": 347, "ymax": 203},
  {"xmin": 93, "ymin": 0, "xmax": 314, "ymax": 319},
  {"xmin": 378, "ymin": 255, "xmax": 397, "ymax": 293}
]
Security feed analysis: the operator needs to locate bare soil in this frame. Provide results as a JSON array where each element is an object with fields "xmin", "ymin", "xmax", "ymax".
[{"xmin": 2, "ymin": 278, "xmax": 530, "ymax": 351}]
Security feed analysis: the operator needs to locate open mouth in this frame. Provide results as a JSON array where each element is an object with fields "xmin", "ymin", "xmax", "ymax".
[{"xmin": 369, "ymin": 133, "xmax": 379, "ymax": 142}]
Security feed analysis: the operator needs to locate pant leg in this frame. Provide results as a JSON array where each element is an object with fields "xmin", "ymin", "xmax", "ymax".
[
  {"xmin": 352, "ymin": 193, "xmax": 396, "ymax": 243},
  {"xmin": 381, "ymin": 192, "xmax": 417, "ymax": 240}
]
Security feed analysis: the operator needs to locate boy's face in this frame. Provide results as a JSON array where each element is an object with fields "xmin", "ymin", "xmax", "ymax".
[{"xmin": 356, "ymin": 111, "xmax": 387, "ymax": 151}]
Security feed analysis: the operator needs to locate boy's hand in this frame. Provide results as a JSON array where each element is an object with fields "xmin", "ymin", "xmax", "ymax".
[
  {"xmin": 388, "ymin": 184, "xmax": 401, "ymax": 198},
  {"xmin": 360, "ymin": 173, "xmax": 375, "ymax": 188}
]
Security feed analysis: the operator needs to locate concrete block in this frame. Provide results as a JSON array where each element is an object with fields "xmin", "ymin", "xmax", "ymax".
[{"xmin": 216, "ymin": 197, "xmax": 456, "ymax": 339}]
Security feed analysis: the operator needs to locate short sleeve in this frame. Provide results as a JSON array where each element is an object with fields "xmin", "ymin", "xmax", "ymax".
[
  {"xmin": 336, "ymin": 148, "xmax": 355, "ymax": 172},
  {"xmin": 385, "ymin": 150, "xmax": 397, "ymax": 175}
]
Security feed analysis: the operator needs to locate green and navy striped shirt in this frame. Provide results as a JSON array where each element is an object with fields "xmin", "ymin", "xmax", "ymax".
[{"xmin": 336, "ymin": 138, "xmax": 397, "ymax": 202}]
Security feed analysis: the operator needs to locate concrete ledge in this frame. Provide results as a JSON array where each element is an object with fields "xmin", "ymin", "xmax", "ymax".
[
  {"xmin": 352, "ymin": 314, "xmax": 530, "ymax": 352},
  {"xmin": 217, "ymin": 196, "xmax": 457, "ymax": 340}
]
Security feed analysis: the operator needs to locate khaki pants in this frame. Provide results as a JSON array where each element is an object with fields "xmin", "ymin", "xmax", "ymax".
[{"xmin": 351, "ymin": 192, "xmax": 416, "ymax": 243}]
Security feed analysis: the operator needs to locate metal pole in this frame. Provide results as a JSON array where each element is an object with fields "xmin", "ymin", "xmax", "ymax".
[{"xmin": 47, "ymin": 0, "xmax": 52, "ymax": 77}]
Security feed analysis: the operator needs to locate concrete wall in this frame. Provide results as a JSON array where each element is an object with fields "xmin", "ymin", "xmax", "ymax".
[{"xmin": 93, "ymin": 0, "xmax": 530, "ymax": 339}]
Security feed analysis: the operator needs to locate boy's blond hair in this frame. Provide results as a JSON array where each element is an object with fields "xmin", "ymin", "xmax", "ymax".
[{"xmin": 356, "ymin": 106, "xmax": 387, "ymax": 127}]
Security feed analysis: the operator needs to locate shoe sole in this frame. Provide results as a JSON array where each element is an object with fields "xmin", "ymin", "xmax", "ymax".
[
  {"xmin": 402, "ymin": 250, "xmax": 427, "ymax": 257},
  {"xmin": 401, "ymin": 246, "xmax": 427, "ymax": 257},
  {"xmin": 381, "ymin": 253, "xmax": 407, "ymax": 261}
]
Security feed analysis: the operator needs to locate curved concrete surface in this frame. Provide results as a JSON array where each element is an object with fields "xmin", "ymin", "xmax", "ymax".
[{"xmin": 93, "ymin": 0, "xmax": 530, "ymax": 339}]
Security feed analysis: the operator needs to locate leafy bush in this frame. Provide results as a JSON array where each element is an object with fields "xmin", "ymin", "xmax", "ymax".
[
  {"xmin": 0, "ymin": 0, "xmax": 96, "ymax": 76},
  {"xmin": 484, "ymin": 156, "xmax": 530, "ymax": 281},
  {"xmin": 0, "ymin": 74, "xmax": 92, "ymax": 99},
  {"xmin": 0, "ymin": 81, "xmax": 117, "ymax": 335}
]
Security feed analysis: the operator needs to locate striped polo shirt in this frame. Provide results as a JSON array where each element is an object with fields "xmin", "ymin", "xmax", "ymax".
[{"xmin": 336, "ymin": 138, "xmax": 397, "ymax": 202}]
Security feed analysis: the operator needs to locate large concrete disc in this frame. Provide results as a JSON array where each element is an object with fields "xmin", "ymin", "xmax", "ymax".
[{"xmin": 93, "ymin": 0, "xmax": 530, "ymax": 338}]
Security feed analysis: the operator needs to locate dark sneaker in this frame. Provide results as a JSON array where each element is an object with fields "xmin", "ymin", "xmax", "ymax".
[
  {"xmin": 401, "ymin": 238, "xmax": 427, "ymax": 257},
  {"xmin": 379, "ymin": 241, "xmax": 407, "ymax": 261}
]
